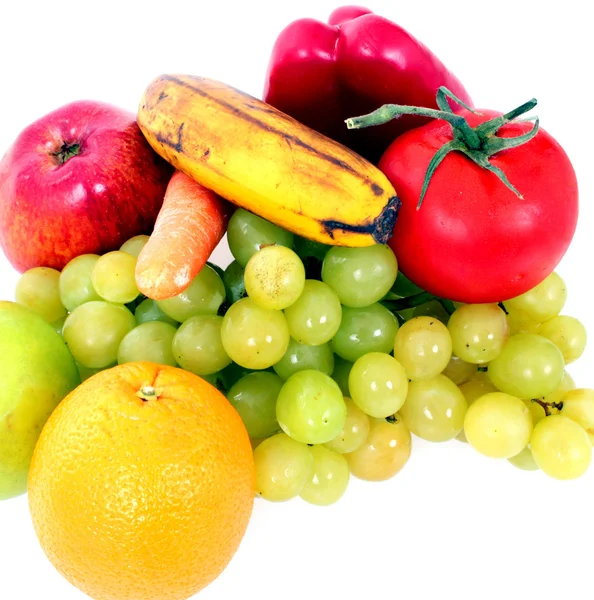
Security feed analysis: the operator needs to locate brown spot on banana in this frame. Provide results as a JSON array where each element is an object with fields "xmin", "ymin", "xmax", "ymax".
[{"xmin": 321, "ymin": 196, "xmax": 401, "ymax": 244}]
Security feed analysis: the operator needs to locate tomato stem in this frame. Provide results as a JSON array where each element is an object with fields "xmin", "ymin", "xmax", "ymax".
[{"xmin": 346, "ymin": 88, "xmax": 539, "ymax": 208}]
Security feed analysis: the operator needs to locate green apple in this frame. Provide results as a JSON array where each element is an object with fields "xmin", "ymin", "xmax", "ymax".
[{"xmin": 0, "ymin": 301, "xmax": 80, "ymax": 500}]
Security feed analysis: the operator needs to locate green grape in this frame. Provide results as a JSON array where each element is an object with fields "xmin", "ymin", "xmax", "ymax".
[
  {"xmin": 459, "ymin": 372, "xmax": 499, "ymax": 406},
  {"xmin": 220, "ymin": 298, "xmax": 290, "ymax": 369},
  {"xmin": 560, "ymin": 389, "xmax": 594, "ymax": 444},
  {"xmin": 157, "ymin": 264, "xmax": 225, "ymax": 322},
  {"xmin": 244, "ymin": 245, "xmax": 305, "ymax": 310},
  {"xmin": 117, "ymin": 321, "xmax": 177, "ymax": 366},
  {"xmin": 273, "ymin": 338, "xmax": 334, "ymax": 380},
  {"xmin": 537, "ymin": 315, "xmax": 587, "ymax": 364},
  {"xmin": 206, "ymin": 262, "xmax": 225, "ymax": 280},
  {"xmin": 390, "ymin": 271, "xmax": 424, "ymax": 298},
  {"xmin": 227, "ymin": 372, "xmax": 283, "ymax": 439},
  {"xmin": 284, "ymin": 280, "xmax": 342, "ymax": 346},
  {"xmin": 411, "ymin": 300, "xmax": 451, "ymax": 324},
  {"xmin": 300, "ymin": 446, "xmax": 350, "ymax": 506},
  {"xmin": 203, "ymin": 363, "xmax": 264, "ymax": 395},
  {"xmin": 464, "ymin": 392, "xmax": 533, "ymax": 458},
  {"xmin": 508, "ymin": 446, "xmax": 539, "ymax": 471},
  {"xmin": 442, "ymin": 355, "xmax": 476, "ymax": 385},
  {"xmin": 455, "ymin": 372, "xmax": 498, "ymax": 442},
  {"xmin": 530, "ymin": 415, "xmax": 592, "ymax": 480},
  {"xmin": 523, "ymin": 370, "xmax": 576, "ymax": 426},
  {"xmin": 77, "ymin": 362, "xmax": 113, "ymax": 382},
  {"xmin": 223, "ymin": 260, "xmax": 246, "ymax": 304},
  {"xmin": 51, "ymin": 315, "xmax": 67, "ymax": 336},
  {"xmin": 393, "ymin": 316, "xmax": 452, "ymax": 381},
  {"xmin": 59, "ymin": 254, "xmax": 102, "ymax": 311},
  {"xmin": 521, "ymin": 398, "xmax": 549, "ymax": 426},
  {"xmin": 488, "ymin": 334, "xmax": 565, "ymax": 399},
  {"xmin": 332, "ymin": 355, "xmax": 353, "ymax": 397},
  {"xmin": 276, "ymin": 370, "xmax": 347, "ymax": 444},
  {"xmin": 346, "ymin": 415, "xmax": 411, "ymax": 482},
  {"xmin": 504, "ymin": 271, "xmax": 567, "ymax": 323},
  {"xmin": 172, "ymin": 315, "xmax": 231, "ymax": 375},
  {"xmin": 348, "ymin": 352, "xmax": 408, "ymax": 418},
  {"xmin": 63, "ymin": 301, "xmax": 136, "ymax": 368},
  {"xmin": 293, "ymin": 236, "xmax": 329, "ymax": 279},
  {"xmin": 321, "ymin": 244, "xmax": 398, "ymax": 308},
  {"xmin": 15, "ymin": 267, "xmax": 67, "ymax": 323},
  {"xmin": 399, "ymin": 374, "xmax": 467, "ymax": 442},
  {"xmin": 447, "ymin": 303, "xmax": 509, "ymax": 364},
  {"xmin": 218, "ymin": 362, "xmax": 256, "ymax": 392},
  {"xmin": 134, "ymin": 298, "xmax": 179, "ymax": 326},
  {"xmin": 293, "ymin": 235, "xmax": 330, "ymax": 262},
  {"xmin": 506, "ymin": 306, "xmax": 541, "ymax": 335},
  {"xmin": 227, "ymin": 208, "xmax": 294, "ymax": 267},
  {"xmin": 91, "ymin": 251, "xmax": 139, "ymax": 304},
  {"xmin": 254, "ymin": 433, "xmax": 313, "ymax": 501},
  {"xmin": 325, "ymin": 398, "xmax": 370, "ymax": 454},
  {"xmin": 331, "ymin": 303, "xmax": 399, "ymax": 363},
  {"xmin": 119, "ymin": 234, "xmax": 150, "ymax": 257}
]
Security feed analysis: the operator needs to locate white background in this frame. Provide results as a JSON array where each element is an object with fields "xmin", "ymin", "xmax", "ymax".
[{"xmin": 0, "ymin": 1, "xmax": 592, "ymax": 599}]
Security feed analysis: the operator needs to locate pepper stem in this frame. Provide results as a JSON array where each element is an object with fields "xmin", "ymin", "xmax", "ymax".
[{"xmin": 345, "ymin": 87, "xmax": 539, "ymax": 208}]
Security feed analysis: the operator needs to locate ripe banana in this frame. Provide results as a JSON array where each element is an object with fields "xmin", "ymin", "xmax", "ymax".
[{"xmin": 137, "ymin": 75, "xmax": 400, "ymax": 247}]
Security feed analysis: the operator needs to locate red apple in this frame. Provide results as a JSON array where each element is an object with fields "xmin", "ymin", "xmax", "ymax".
[{"xmin": 0, "ymin": 100, "xmax": 173, "ymax": 272}]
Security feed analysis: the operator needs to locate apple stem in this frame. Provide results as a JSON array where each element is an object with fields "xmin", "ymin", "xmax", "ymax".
[{"xmin": 53, "ymin": 142, "xmax": 81, "ymax": 164}]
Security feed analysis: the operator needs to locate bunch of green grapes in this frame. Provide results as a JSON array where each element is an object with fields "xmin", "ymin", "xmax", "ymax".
[{"xmin": 15, "ymin": 208, "xmax": 593, "ymax": 507}]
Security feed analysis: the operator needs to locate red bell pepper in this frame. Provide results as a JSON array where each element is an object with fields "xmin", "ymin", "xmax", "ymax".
[{"xmin": 263, "ymin": 5, "xmax": 473, "ymax": 163}]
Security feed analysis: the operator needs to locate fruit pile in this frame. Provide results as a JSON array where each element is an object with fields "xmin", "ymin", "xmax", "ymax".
[
  {"xmin": 14, "ymin": 202, "xmax": 593, "ymax": 503},
  {"xmin": 0, "ymin": 4, "xmax": 591, "ymax": 600}
]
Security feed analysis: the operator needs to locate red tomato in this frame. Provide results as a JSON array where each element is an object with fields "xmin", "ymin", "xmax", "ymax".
[{"xmin": 380, "ymin": 109, "xmax": 578, "ymax": 302}]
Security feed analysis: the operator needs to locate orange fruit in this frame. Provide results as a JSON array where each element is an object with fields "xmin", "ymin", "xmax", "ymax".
[{"xmin": 28, "ymin": 362, "xmax": 255, "ymax": 600}]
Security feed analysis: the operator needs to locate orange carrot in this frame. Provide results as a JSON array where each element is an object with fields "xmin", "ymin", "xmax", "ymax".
[{"xmin": 136, "ymin": 170, "xmax": 231, "ymax": 300}]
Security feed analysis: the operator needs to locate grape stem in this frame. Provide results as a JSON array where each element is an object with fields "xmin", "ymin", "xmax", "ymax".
[
  {"xmin": 531, "ymin": 398, "xmax": 563, "ymax": 416},
  {"xmin": 381, "ymin": 292, "xmax": 456, "ymax": 315}
]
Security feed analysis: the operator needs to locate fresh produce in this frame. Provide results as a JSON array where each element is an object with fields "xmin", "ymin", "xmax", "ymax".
[
  {"xmin": 0, "ymin": 301, "xmax": 79, "ymax": 500},
  {"xmin": 393, "ymin": 316, "xmax": 452, "ymax": 381},
  {"xmin": 399, "ymin": 375, "xmax": 467, "ymax": 442},
  {"xmin": 347, "ymin": 90, "xmax": 578, "ymax": 302},
  {"xmin": 321, "ymin": 244, "xmax": 398, "ymax": 307},
  {"xmin": 14, "ymin": 267, "xmax": 66, "ymax": 323},
  {"xmin": 530, "ymin": 415, "xmax": 591, "ymax": 480},
  {"xmin": 0, "ymin": 101, "xmax": 173, "ymax": 272},
  {"xmin": 221, "ymin": 298, "xmax": 290, "ymax": 369},
  {"xmin": 62, "ymin": 301, "xmax": 137, "ymax": 368},
  {"xmin": 173, "ymin": 315, "xmax": 231, "ymax": 375},
  {"xmin": 244, "ymin": 245, "xmax": 305, "ymax": 310},
  {"xmin": 1, "ymin": 9, "xmax": 593, "ymax": 600},
  {"xmin": 284, "ymin": 279, "xmax": 342, "ymax": 345},
  {"xmin": 348, "ymin": 352, "xmax": 408, "ymax": 418},
  {"xmin": 254, "ymin": 433, "xmax": 313, "ymax": 501},
  {"xmin": 276, "ymin": 370, "xmax": 347, "ymax": 444},
  {"xmin": 117, "ymin": 321, "xmax": 178, "ymax": 366},
  {"xmin": 136, "ymin": 170, "xmax": 231, "ymax": 300},
  {"xmin": 299, "ymin": 445, "xmax": 350, "ymax": 506},
  {"xmin": 264, "ymin": 5, "xmax": 472, "ymax": 162},
  {"xmin": 28, "ymin": 362, "xmax": 254, "ymax": 600},
  {"xmin": 58, "ymin": 254, "xmax": 102, "ymax": 310},
  {"xmin": 324, "ymin": 398, "xmax": 370, "ymax": 454},
  {"xmin": 137, "ymin": 75, "xmax": 399, "ymax": 247},
  {"xmin": 560, "ymin": 389, "xmax": 594, "ymax": 443},
  {"xmin": 463, "ymin": 392, "xmax": 533, "ymax": 458},
  {"xmin": 156, "ymin": 263, "xmax": 225, "ymax": 321},
  {"xmin": 345, "ymin": 415, "xmax": 412, "ymax": 482}
]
